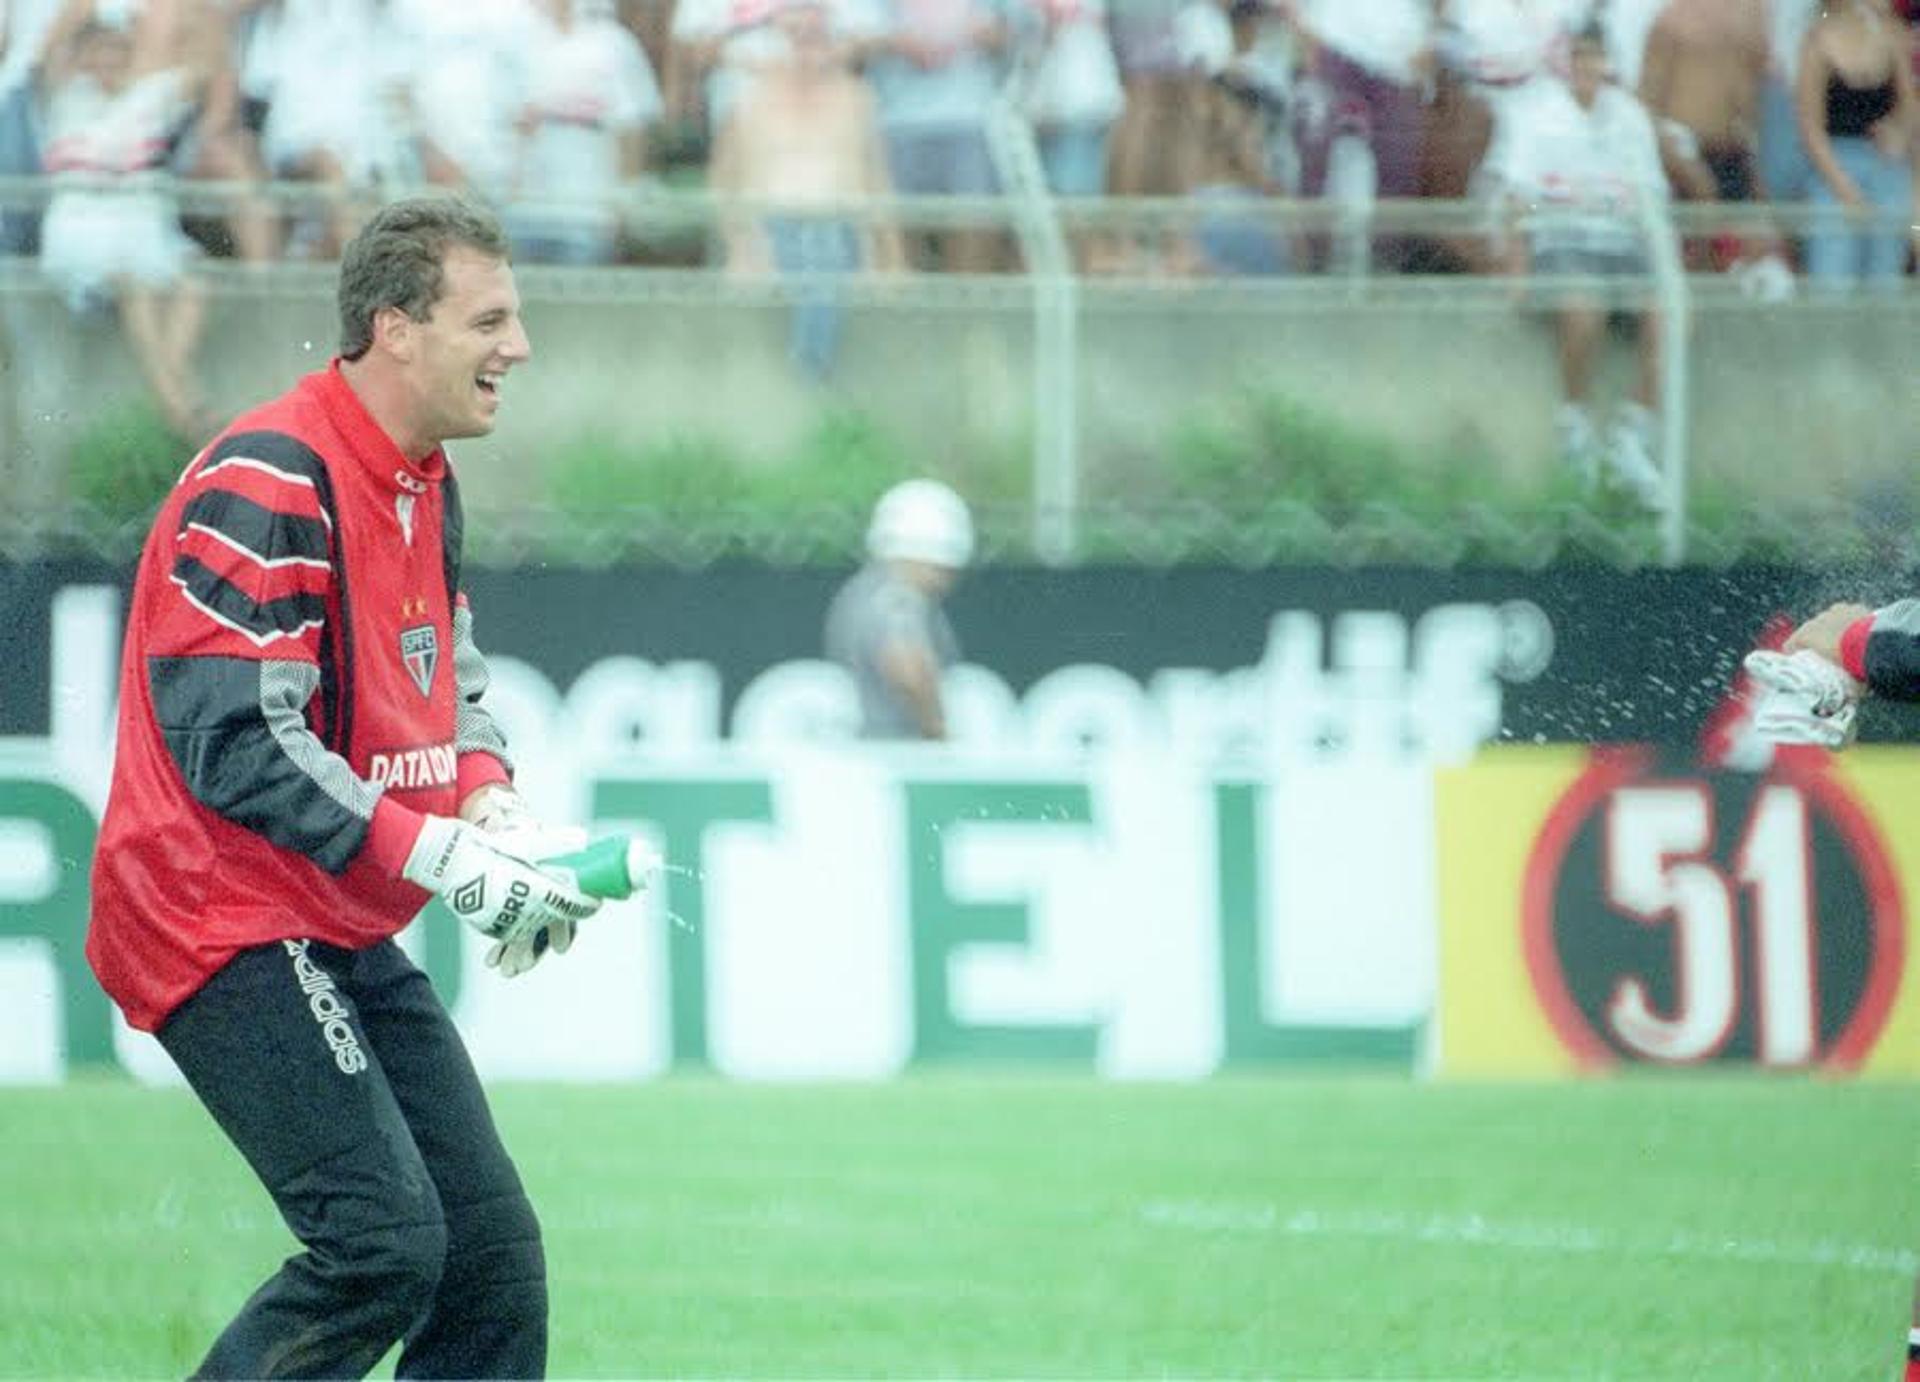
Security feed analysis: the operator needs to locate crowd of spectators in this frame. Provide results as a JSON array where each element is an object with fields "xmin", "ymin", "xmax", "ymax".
[{"xmin": 0, "ymin": 0, "xmax": 1911, "ymax": 426}]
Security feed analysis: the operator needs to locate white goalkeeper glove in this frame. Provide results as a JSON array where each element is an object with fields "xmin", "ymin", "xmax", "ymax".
[
  {"xmin": 1742, "ymin": 649, "xmax": 1861, "ymax": 749},
  {"xmin": 460, "ymin": 788, "xmax": 593, "ymax": 975},
  {"xmin": 402, "ymin": 815, "xmax": 601, "ymax": 975}
]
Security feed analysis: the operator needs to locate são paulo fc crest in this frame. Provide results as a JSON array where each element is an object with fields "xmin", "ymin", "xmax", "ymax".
[{"xmin": 399, "ymin": 624, "xmax": 439, "ymax": 698}]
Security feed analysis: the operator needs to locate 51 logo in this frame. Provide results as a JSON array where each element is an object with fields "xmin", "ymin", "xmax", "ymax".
[{"xmin": 1522, "ymin": 747, "xmax": 1904, "ymax": 1069}]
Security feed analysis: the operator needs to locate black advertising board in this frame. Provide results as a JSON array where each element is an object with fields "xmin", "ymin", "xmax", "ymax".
[{"xmin": 7, "ymin": 561, "xmax": 1919, "ymax": 746}]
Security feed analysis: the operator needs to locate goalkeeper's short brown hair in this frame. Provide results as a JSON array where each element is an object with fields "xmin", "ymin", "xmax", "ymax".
[{"xmin": 337, "ymin": 197, "xmax": 512, "ymax": 362}]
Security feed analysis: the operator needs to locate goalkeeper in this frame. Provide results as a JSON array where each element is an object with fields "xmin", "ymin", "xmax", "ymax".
[
  {"xmin": 1745, "ymin": 597, "xmax": 1920, "ymax": 1381},
  {"xmin": 85, "ymin": 198, "xmax": 598, "ymax": 1379}
]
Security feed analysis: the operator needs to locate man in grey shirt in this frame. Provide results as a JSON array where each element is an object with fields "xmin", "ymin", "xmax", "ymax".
[{"xmin": 826, "ymin": 479, "xmax": 973, "ymax": 739}]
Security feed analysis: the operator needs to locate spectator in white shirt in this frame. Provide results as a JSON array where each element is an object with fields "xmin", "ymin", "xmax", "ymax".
[
  {"xmin": 394, "ymin": 0, "xmax": 539, "ymax": 199},
  {"xmin": 241, "ymin": 0, "xmax": 415, "ymax": 255},
  {"xmin": 1428, "ymin": 0, "xmax": 1590, "ymax": 264},
  {"xmin": 505, "ymin": 0, "xmax": 661, "ymax": 264},
  {"xmin": 1014, "ymin": 0, "xmax": 1122, "ymax": 199},
  {"xmin": 1485, "ymin": 17, "xmax": 1669, "ymax": 509}
]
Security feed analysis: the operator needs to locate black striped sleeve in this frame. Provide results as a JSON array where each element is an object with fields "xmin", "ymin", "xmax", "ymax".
[
  {"xmin": 149, "ymin": 655, "xmax": 381, "ymax": 874},
  {"xmin": 441, "ymin": 468, "xmax": 465, "ymax": 607},
  {"xmin": 169, "ymin": 555, "xmax": 329, "ymax": 646},
  {"xmin": 163, "ymin": 431, "xmax": 337, "ymax": 654},
  {"xmin": 178, "ymin": 488, "xmax": 331, "ymax": 565}
]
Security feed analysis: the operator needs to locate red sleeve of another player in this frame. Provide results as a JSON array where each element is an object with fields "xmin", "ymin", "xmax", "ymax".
[{"xmin": 1838, "ymin": 617, "xmax": 1872, "ymax": 683}]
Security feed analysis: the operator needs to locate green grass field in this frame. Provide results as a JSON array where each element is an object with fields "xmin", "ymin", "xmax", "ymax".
[{"xmin": 1, "ymin": 1075, "xmax": 1914, "ymax": 1379}]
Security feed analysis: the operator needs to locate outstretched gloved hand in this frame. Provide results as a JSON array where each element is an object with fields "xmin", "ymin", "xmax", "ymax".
[{"xmin": 1742, "ymin": 649, "xmax": 1861, "ymax": 750}]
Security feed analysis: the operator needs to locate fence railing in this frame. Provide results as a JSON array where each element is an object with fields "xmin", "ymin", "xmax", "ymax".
[{"xmin": 3, "ymin": 173, "xmax": 1913, "ymax": 243}]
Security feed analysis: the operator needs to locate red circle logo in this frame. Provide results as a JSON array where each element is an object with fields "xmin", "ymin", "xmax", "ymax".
[{"xmin": 1521, "ymin": 747, "xmax": 1904, "ymax": 1069}]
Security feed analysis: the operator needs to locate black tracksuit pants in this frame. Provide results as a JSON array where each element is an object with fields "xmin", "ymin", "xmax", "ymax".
[{"xmin": 158, "ymin": 937, "xmax": 547, "ymax": 1379}]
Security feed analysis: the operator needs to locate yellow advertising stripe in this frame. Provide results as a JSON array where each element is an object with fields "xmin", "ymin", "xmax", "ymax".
[
  {"xmin": 1435, "ymin": 747, "xmax": 1592, "ymax": 1079},
  {"xmin": 1438, "ymin": 745, "xmax": 1920, "ymax": 1080},
  {"xmin": 1826, "ymin": 751, "xmax": 1920, "ymax": 1078}
]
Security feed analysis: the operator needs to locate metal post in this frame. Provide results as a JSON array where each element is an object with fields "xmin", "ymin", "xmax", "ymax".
[
  {"xmin": 1639, "ymin": 194, "xmax": 1691, "ymax": 566},
  {"xmin": 987, "ymin": 105, "xmax": 1079, "ymax": 566}
]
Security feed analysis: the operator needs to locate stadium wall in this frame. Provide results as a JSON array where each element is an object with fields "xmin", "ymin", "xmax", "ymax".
[{"xmin": 3, "ymin": 562, "xmax": 1915, "ymax": 1082}]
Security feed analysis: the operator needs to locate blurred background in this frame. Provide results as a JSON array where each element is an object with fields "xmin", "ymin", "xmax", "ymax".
[{"xmin": 3, "ymin": 0, "xmax": 1920, "ymax": 1375}]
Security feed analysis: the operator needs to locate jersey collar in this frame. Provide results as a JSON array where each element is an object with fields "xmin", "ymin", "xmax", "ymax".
[{"xmin": 315, "ymin": 359, "xmax": 448, "ymax": 492}]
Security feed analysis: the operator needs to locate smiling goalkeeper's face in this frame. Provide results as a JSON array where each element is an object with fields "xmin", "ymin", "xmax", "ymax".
[{"xmin": 405, "ymin": 246, "xmax": 532, "ymax": 447}]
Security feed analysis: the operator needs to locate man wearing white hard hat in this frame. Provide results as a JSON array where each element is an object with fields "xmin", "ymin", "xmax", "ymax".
[{"xmin": 825, "ymin": 479, "xmax": 973, "ymax": 739}]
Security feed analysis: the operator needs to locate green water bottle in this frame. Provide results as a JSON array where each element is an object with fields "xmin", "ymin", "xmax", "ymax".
[{"xmin": 540, "ymin": 835, "xmax": 655, "ymax": 901}]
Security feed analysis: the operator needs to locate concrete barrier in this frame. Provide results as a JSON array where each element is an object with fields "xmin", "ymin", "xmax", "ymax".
[{"xmin": 1, "ymin": 265, "xmax": 1911, "ymax": 533}]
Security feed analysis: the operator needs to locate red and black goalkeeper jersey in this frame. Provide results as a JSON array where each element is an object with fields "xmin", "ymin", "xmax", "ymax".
[{"xmin": 88, "ymin": 363, "xmax": 512, "ymax": 1032}]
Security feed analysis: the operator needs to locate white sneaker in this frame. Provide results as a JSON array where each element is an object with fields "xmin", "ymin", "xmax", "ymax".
[
  {"xmin": 1605, "ymin": 405, "xmax": 1665, "ymax": 511},
  {"xmin": 1555, "ymin": 404, "xmax": 1599, "ymax": 492},
  {"xmin": 1733, "ymin": 253, "xmax": 1796, "ymax": 304}
]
